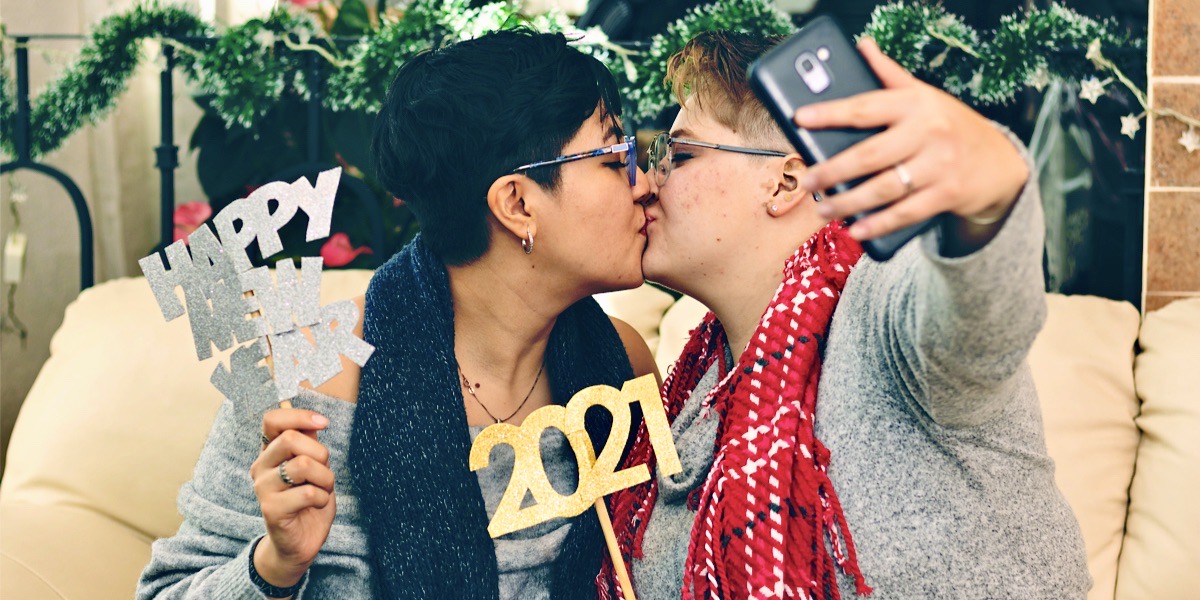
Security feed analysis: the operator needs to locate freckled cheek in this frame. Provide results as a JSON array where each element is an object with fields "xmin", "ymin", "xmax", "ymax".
[{"xmin": 664, "ymin": 173, "xmax": 729, "ymax": 222}]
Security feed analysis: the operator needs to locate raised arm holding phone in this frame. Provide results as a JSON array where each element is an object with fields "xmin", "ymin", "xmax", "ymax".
[{"xmin": 603, "ymin": 26, "xmax": 1090, "ymax": 600}]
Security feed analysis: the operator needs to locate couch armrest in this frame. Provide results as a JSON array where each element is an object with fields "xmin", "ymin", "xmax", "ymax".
[
  {"xmin": 1118, "ymin": 298, "xmax": 1200, "ymax": 599},
  {"xmin": 0, "ymin": 502, "xmax": 153, "ymax": 600}
]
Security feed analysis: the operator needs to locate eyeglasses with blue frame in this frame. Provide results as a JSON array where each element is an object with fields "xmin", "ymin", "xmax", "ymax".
[{"xmin": 512, "ymin": 135, "xmax": 638, "ymax": 187}]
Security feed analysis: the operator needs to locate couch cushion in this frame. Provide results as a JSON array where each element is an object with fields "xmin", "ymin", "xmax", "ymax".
[
  {"xmin": 0, "ymin": 271, "xmax": 374, "ymax": 542},
  {"xmin": 1118, "ymin": 298, "xmax": 1200, "ymax": 599},
  {"xmin": 1028, "ymin": 294, "xmax": 1142, "ymax": 600},
  {"xmin": 0, "ymin": 503, "xmax": 153, "ymax": 600}
]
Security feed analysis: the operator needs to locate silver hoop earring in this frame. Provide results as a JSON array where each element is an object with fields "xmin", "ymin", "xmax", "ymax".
[{"xmin": 522, "ymin": 228, "xmax": 534, "ymax": 255}]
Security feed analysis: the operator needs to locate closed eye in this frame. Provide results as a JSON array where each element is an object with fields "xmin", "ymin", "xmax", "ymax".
[
  {"xmin": 603, "ymin": 160, "xmax": 626, "ymax": 170},
  {"xmin": 672, "ymin": 152, "xmax": 694, "ymax": 164}
]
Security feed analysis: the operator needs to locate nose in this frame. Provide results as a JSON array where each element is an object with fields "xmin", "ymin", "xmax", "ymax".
[{"xmin": 633, "ymin": 165, "xmax": 658, "ymax": 206}]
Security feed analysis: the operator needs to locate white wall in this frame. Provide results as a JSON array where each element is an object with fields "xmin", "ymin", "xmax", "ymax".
[{"xmin": 0, "ymin": 0, "xmax": 214, "ymax": 478}]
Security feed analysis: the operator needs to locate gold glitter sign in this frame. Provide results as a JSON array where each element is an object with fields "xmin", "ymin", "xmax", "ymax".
[{"xmin": 469, "ymin": 373, "xmax": 681, "ymax": 538}]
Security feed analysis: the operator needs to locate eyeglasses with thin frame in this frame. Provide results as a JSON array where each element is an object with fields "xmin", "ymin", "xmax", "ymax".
[
  {"xmin": 648, "ymin": 132, "xmax": 822, "ymax": 201},
  {"xmin": 512, "ymin": 135, "xmax": 637, "ymax": 187}
]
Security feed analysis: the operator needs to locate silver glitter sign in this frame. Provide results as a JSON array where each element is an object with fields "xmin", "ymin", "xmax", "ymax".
[{"xmin": 139, "ymin": 167, "xmax": 373, "ymax": 414}]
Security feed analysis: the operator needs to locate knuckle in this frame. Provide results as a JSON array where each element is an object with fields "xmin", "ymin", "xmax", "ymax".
[
  {"xmin": 931, "ymin": 116, "xmax": 953, "ymax": 137},
  {"xmin": 857, "ymin": 144, "xmax": 879, "ymax": 168},
  {"xmin": 292, "ymin": 454, "xmax": 313, "ymax": 472},
  {"xmin": 262, "ymin": 409, "xmax": 283, "ymax": 432},
  {"xmin": 945, "ymin": 180, "xmax": 964, "ymax": 200},
  {"xmin": 279, "ymin": 429, "xmax": 302, "ymax": 447},
  {"xmin": 933, "ymin": 145, "xmax": 953, "ymax": 168},
  {"xmin": 302, "ymin": 486, "xmax": 322, "ymax": 503}
]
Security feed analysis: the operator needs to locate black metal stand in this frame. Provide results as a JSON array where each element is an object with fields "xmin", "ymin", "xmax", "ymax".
[
  {"xmin": 1, "ymin": 37, "xmax": 94, "ymax": 290},
  {"xmin": 155, "ymin": 44, "xmax": 179, "ymax": 254}
]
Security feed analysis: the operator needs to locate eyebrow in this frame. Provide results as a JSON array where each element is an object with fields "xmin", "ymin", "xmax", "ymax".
[{"xmin": 606, "ymin": 124, "xmax": 624, "ymax": 143}]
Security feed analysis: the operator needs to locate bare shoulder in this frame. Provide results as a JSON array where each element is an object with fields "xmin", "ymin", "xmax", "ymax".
[
  {"xmin": 302, "ymin": 294, "xmax": 366, "ymax": 404},
  {"xmin": 609, "ymin": 316, "xmax": 661, "ymax": 385}
]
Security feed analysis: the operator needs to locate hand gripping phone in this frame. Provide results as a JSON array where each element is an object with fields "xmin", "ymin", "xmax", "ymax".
[{"xmin": 748, "ymin": 15, "xmax": 939, "ymax": 261}]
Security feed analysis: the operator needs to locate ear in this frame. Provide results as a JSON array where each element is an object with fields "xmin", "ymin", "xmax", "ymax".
[
  {"xmin": 767, "ymin": 156, "xmax": 811, "ymax": 217},
  {"xmin": 486, "ymin": 174, "xmax": 540, "ymax": 241}
]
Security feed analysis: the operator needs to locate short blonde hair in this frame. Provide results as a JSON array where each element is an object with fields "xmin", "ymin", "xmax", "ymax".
[{"xmin": 665, "ymin": 30, "xmax": 788, "ymax": 147}]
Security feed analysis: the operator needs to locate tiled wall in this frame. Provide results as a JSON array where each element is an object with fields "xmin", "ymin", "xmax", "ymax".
[{"xmin": 1145, "ymin": 0, "xmax": 1200, "ymax": 312}]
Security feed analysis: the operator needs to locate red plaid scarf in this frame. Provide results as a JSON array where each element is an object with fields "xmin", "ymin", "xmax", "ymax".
[{"xmin": 600, "ymin": 222, "xmax": 871, "ymax": 599}]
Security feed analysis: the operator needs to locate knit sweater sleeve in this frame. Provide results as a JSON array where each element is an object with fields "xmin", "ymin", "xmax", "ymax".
[
  {"xmin": 136, "ymin": 522, "xmax": 301, "ymax": 599},
  {"xmin": 136, "ymin": 389, "xmax": 365, "ymax": 599},
  {"xmin": 882, "ymin": 126, "xmax": 1046, "ymax": 428},
  {"xmin": 136, "ymin": 397, "xmax": 301, "ymax": 599}
]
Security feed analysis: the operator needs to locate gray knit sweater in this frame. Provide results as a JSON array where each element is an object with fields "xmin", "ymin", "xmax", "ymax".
[
  {"xmin": 632, "ymin": 137, "xmax": 1091, "ymax": 599},
  {"xmin": 136, "ymin": 389, "xmax": 576, "ymax": 599}
]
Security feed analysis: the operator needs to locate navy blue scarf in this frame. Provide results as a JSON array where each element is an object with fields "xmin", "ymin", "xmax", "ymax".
[{"xmin": 349, "ymin": 236, "xmax": 634, "ymax": 598}]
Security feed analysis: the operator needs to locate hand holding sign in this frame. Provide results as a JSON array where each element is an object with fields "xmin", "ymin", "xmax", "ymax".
[
  {"xmin": 138, "ymin": 168, "xmax": 374, "ymax": 590},
  {"xmin": 469, "ymin": 374, "xmax": 679, "ymax": 599}
]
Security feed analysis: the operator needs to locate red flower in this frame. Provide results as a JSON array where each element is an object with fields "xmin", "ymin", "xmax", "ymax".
[
  {"xmin": 173, "ymin": 201, "xmax": 213, "ymax": 244},
  {"xmin": 320, "ymin": 232, "xmax": 373, "ymax": 267},
  {"xmin": 288, "ymin": 0, "xmax": 323, "ymax": 7}
]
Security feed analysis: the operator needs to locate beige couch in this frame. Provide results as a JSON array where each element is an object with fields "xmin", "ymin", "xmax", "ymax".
[{"xmin": 2, "ymin": 272, "xmax": 1197, "ymax": 599}]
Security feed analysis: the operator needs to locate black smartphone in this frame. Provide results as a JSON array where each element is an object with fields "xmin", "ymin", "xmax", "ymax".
[{"xmin": 747, "ymin": 15, "xmax": 939, "ymax": 261}]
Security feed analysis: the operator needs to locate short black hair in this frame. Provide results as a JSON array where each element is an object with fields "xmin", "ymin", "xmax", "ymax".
[{"xmin": 372, "ymin": 29, "xmax": 624, "ymax": 265}]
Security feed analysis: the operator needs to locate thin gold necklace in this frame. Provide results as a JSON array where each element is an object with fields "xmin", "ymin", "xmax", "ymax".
[{"xmin": 458, "ymin": 362, "xmax": 545, "ymax": 424}]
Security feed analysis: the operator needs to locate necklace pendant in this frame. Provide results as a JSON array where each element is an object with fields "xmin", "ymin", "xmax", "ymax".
[{"xmin": 495, "ymin": 417, "xmax": 503, "ymax": 425}]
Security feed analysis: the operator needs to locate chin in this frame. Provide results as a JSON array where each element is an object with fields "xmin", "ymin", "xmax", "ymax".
[
  {"xmin": 641, "ymin": 249, "xmax": 690, "ymax": 297},
  {"xmin": 614, "ymin": 264, "xmax": 646, "ymax": 291},
  {"xmin": 593, "ymin": 260, "xmax": 645, "ymax": 294},
  {"xmin": 640, "ymin": 245, "xmax": 668, "ymax": 286}
]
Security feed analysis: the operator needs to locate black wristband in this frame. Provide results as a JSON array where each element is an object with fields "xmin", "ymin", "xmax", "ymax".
[{"xmin": 248, "ymin": 536, "xmax": 308, "ymax": 598}]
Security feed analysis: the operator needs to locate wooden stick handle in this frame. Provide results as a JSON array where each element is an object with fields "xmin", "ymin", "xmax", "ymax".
[{"xmin": 594, "ymin": 498, "xmax": 636, "ymax": 600}]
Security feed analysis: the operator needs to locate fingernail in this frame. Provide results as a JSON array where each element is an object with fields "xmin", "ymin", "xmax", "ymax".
[
  {"xmin": 817, "ymin": 204, "xmax": 834, "ymax": 218},
  {"xmin": 795, "ymin": 107, "xmax": 817, "ymax": 125},
  {"xmin": 849, "ymin": 223, "xmax": 868, "ymax": 240},
  {"xmin": 801, "ymin": 174, "xmax": 818, "ymax": 190},
  {"xmin": 312, "ymin": 414, "xmax": 329, "ymax": 427}
]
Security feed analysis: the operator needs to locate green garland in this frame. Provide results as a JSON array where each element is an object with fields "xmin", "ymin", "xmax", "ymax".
[
  {"xmin": 623, "ymin": 0, "xmax": 795, "ymax": 122},
  {"xmin": 180, "ymin": 10, "xmax": 319, "ymax": 129},
  {"xmin": 320, "ymin": 0, "xmax": 576, "ymax": 114},
  {"xmin": 864, "ymin": 2, "xmax": 1143, "ymax": 105},
  {"xmin": 0, "ymin": 3, "xmax": 211, "ymax": 157},
  {"xmin": 0, "ymin": 0, "xmax": 1152, "ymax": 160}
]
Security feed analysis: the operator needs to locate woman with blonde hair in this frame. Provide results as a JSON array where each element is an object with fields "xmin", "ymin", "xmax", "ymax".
[{"xmin": 604, "ymin": 30, "xmax": 1090, "ymax": 599}]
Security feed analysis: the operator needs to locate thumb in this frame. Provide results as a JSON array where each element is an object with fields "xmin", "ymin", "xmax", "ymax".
[{"xmin": 857, "ymin": 37, "xmax": 916, "ymax": 89}]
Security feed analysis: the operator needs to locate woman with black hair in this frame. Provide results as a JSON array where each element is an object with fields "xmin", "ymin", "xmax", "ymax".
[{"xmin": 138, "ymin": 29, "xmax": 658, "ymax": 600}]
